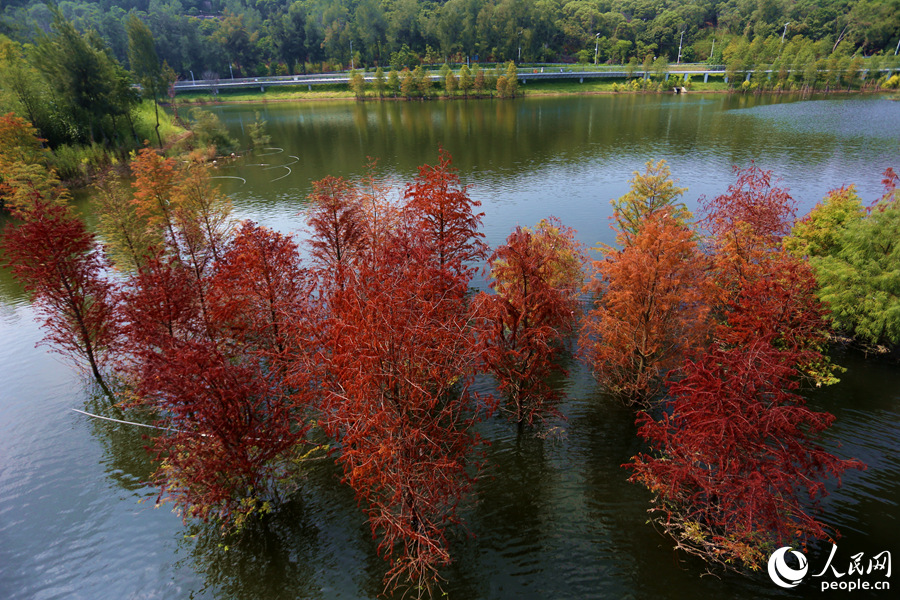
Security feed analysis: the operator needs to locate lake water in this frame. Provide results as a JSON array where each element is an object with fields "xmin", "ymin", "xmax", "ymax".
[{"xmin": 1, "ymin": 93, "xmax": 899, "ymax": 600}]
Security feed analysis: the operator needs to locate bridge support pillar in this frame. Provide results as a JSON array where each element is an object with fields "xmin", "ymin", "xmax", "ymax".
[
  {"xmin": 260, "ymin": 86, "xmax": 265, "ymax": 92},
  {"xmin": 704, "ymin": 73, "xmax": 709, "ymax": 83},
  {"xmin": 745, "ymin": 72, "xmax": 751, "ymax": 81},
  {"xmin": 308, "ymin": 84, "xmax": 312, "ymax": 91},
  {"xmin": 579, "ymin": 77, "xmax": 583, "ymax": 83},
  {"xmin": 665, "ymin": 73, "xmax": 669, "ymax": 81}
]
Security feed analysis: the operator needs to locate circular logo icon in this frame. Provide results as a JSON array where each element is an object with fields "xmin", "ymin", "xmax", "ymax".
[{"xmin": 768, "ymin": 546, "xmax": 809, "ymax": 589}]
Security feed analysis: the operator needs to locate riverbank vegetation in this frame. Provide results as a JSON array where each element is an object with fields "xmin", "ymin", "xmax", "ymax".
[{"xmin": 4, "ymin": 98, "xmax": 897, "ymax": 592}]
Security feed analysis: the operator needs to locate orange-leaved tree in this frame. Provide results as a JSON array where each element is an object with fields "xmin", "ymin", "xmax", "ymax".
[
  {"xmin": 0, "ymin": 112, "xmax": 68, "ymax": 214},
  {"xmin": 583, "ymin": 213, "xmax": 711, "ymax": 405},
  {"xmin": 627, "ymin": 164, "xmax": 858, "ymax": 571}
]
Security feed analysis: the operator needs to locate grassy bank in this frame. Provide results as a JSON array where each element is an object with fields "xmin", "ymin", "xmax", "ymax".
[{"xmin": 50, "ymin": 100, "xmax": 188, "ymax": 184}]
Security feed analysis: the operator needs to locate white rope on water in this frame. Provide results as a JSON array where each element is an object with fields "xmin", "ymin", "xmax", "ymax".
[
  {"xmin": 268, "ymin": 166, "xmax": 292, "ymax": 182},
  {"xmin": 71, "ymin": 408, "xmax": 201, "ymax": 435},
  {"xmin": 264, "ymin": 155, "xmax": 299, "ymax": 169},
  {"xmin": 256, "ymin": 147, "xmax": 284, "ymax": 156},
  {"xmin": 71, "ymin": 408, "xmax": 331, "ymax": 459}
]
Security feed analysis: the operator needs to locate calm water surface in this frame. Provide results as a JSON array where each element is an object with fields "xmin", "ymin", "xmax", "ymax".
[{"xmin": 1, "ymin": 93, "xmax": 899, "ymax": 600}]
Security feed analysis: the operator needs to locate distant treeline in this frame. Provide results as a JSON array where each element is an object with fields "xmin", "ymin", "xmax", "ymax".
[{"xmin": 1, "ymin": 0, "xmax": 898, "ymax": 79}]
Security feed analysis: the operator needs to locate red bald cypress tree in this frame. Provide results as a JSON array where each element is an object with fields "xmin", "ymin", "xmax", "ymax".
[
  {"xmin": 314, "ymin": 151, "xmax": 489, "ymax": 596},
  {"xmin": 479, "ymin": 218, "xmax": 585, "ymax": 428},
  {"xmin": 2, "ymin": 196, "xmax": 117, "ymax": 395}
]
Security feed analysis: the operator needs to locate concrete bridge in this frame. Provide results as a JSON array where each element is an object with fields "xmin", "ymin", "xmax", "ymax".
[
  {"xmin": 171, "ymin": 65, "xmax": 891, "ymax": 94},
  {"xmin": 171, "ymin": 66, "xmax": 729, "ymax": 94}
]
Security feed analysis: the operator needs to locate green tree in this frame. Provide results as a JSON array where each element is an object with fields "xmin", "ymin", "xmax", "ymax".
[
  {"xmin": 610, "ymin": 160, "xmax": 690, "ymax": 243},
  {"xmin": 34, "ymin": 7, "xmax": 134, "ymax": 144},
  {"xmin": 458, "ymin": 63, "xmax": 473, "ymax": 96},
  {"xmin": 784, "ymin": 186, "xmax": 865, "ymax": 258},
  {"xmin": 798, "ymin": 182, "xmax": 900, "ymax": 346},
  {"xmin": 473, "ymin": 64, "xmax": 485, "ymax": 94},
  {"xmin": 413, "ymin": 64, "xmax": 431, "ymax": 97},
  {"xmin": 349, "ymin": 69, "xmax": 366, "ymax": 99},
  {"xmin": 248, "ymin": 111, "xmax": 271, "ymax": 149},
  {"xmin": 504, "ymin": 60, "xmax": 518, "ymax": 96},
  {"xmin": 386, "ymin": 66, "xmax": 400, "ymax": 96},
  {"xmin": 189, "ymin": 108, "xmax": 237, "ymax": 154},
  {"xmin": 399, "ymin": 67, "xmax": 415, "ymax": 98},
  {"xmin": 373, "ymin": 66, "xmax": 385, "ymax": 97},
  {"xmin": 127, "ymin": 15, "xmax": 167, "ymax": 148}
]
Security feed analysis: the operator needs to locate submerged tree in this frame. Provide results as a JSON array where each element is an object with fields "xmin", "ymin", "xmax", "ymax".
[
  {"xmin": 1, "ymin": 196, "xmax": 118, "ymax": 395},
  {"xmin": 583, "ymin": 212, "xmax": 711, "ymax": 404},
  {"xmin": 120, "ymin": 222, "xmax": 316, "ymax": 527},
  {"xmin": 628, "ymin": 339, "xmax": 864, "ymax": 570},
  {"xmin": 314, "ymin": 151, "xmax": 490, "ymax": 596},
  {"xmin": 479, "ymin": 218, "xmax": 585, "ymax": 428},
  {"xmin": 703, "ymin": 165, "xmax": 836, "ymax": 385}
]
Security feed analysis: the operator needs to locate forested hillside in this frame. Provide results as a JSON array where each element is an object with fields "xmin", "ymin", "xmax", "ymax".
[{"xmin": 2, "ymin": 1, "xmax": 898, "ymax": 79}]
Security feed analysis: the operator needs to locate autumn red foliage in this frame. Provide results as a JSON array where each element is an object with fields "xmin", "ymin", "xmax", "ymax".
[
  {"xmin": 312, "ymin": 152, "xmax": 489, "ymax": 596},
  {"xmin": 306, "ymin": 175, "xmax": 367, "ymax": 276},
  {"xmin": 479, "ymin": 218, "xmax": 584, "ymax": 428},
  {"xmin": 2, "ymin": 196, "xmax": 118, "ymax": 395},
  {"xmin": 119, "ymin": 223, "xmax": 316, "ymax": 526},
  {"xmin": 704, "ymin": 166, "xmax": 835, "ymax": 384},
  {"xmin": 699, "ymin": 164, "xmax": 796, "ymax": 244},
  {"xmin": 626, "ymin": 164, "xmax": 858, "ymax": 570},
  {"xmin": 403, "ymin": 147, "xmax": 488, "ymax": 284},
  {"xmin": 628, "ymin": 339, "xmax": 865, "ymax": 569}
]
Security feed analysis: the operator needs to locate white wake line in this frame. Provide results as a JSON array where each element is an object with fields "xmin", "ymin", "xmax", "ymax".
[
  {"xmin": 257, "ymin": 147, "xmax": 284, "ymax": 156},
  {"xmin": 210, "ymin": 176, "xmax": 247, "ymax": 184}
]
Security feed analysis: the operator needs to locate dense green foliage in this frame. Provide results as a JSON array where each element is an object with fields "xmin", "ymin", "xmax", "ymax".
[
  {"xmin": 0, "ymin": 7, "xmax": 188, "ymax": 183},
  {"xmin": 787, "ymin": 177, "xmax": 900, "ymax": 347},
  {"xmin": 2, "ymin": 0, "xmax": 898, "ymax": 82}
]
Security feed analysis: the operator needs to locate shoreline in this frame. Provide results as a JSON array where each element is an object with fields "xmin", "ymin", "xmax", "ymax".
[{"xmin": 170, "ymin": 86, "xmax": 889, "ymax": 107}]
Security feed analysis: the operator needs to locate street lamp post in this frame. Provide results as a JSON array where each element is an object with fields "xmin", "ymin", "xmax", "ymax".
[
  {"xmin": 594, "ymin": 32, "xmax": 601, "ymax": 65},
  {"xmin": 350, "ymin": 40, "xmax": 353, "ymax": 70},
  {"xmin": 677, "ymin": 29, "xmax": 684, "ymax": 64},
  {"xmin": 517, "ymin": 30, "xmax": 524, "ymax": 63},
  {"xmin": 190, "ymin": 70, "xmax": 195, "ymax": 85},
  {"xmin": 781, "ymin": 22, "xmax": 790, "ymax": 44},
  {"xmin": 229, "ymin": 63, "xmax": 234, "ymax": 80}
]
